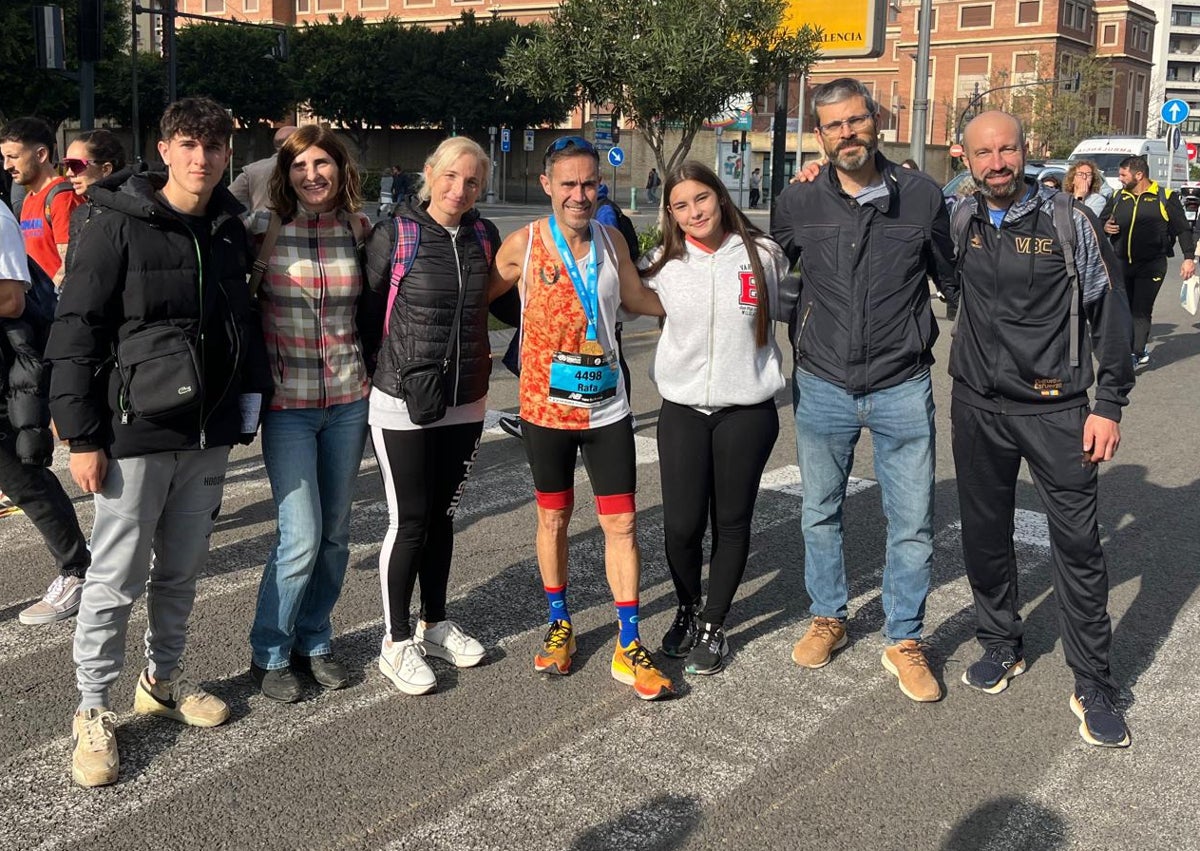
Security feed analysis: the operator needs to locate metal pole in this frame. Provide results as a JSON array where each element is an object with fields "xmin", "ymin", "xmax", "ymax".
[
  {"xmin": 769, "ymin": 74, "xmax": 790, "ymax": 230},
  {"xmin": 487, "ymin": 127, "xmax": 496, "ymax": 203},
  {"xmin": 795, "ymin": 73, "xmax": 806, "ymax": 171},
  {"xmin": 130, "ymin": 0, "xmax": 141, "ymax": 162},
  {"xmin": 910, "ymin": 0, "xmax": 933, "ymax": 167},
  {"xmin": 164, "ymin": 0, "xmax": 177, "ymax": 103}
]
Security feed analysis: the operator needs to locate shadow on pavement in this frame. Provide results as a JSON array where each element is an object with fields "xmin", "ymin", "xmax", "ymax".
[
  {"xmin": 568, "ymin": 793, "xmax": 703, "ymax": 851},
  {"xmin": 939, "ymin": 795, "xmax": 1069, "ymax": 850}
]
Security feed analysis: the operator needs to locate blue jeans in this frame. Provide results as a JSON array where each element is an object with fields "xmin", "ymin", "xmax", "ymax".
[
  {"xmin": 250, "ymin": 397, "xmax": 369, "ymax": 669},
  {"xmin": 793, "ymin": 368, "xmax": 935, "ymax": 641}
]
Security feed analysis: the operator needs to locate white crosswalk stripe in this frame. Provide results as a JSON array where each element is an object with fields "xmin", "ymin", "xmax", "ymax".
[{"xmin": 0, "ymin": 409, "xmax": 1060, "ymax": 849}]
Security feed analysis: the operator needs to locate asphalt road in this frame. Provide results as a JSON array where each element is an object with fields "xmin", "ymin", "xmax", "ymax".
[{"xmin": 1, "ymin": 225, "xmax": 1198, "ymax": 851}]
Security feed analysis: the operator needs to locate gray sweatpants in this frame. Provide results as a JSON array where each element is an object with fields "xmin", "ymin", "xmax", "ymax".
[{"xmin": 74, "ymin": 447, "xmax": 231, "ymax": 710}]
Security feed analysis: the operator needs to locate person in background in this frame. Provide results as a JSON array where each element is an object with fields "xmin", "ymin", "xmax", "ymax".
[
  {"xmin": 229, "ymin": 125, "xmax": 298, "ymax": 214},
  {"xmin": 748, "ymin": 167, "xmax": 762, "ymax": 208},
  {"xmin": 62, "ymin": 130, "xmax": 126, "ymax": 198},
  {"xmin": 1101, "ymin": 154, "xmax": 1194, "ymax": 368},
  {"xmin": 1, "ymin": 117, "xmax": 84, "ymax": 289},
  {"xmin": 640, "ymin": 161, "xmax": 789, "ymax": 675},
  {"xmin": 1066, "ymin": 160, "xmax": 1107, "ymax": 217},
  {"xmin": 646, "ymin": 167, "xmax": 662, "ymax": 205},
  {"xmin": 245, "ymin": 126, "xmax": 373, "ymax": 703},
  {"xmin": 0, "ymin": 184, "xmax": 92, "ymax": 626}
]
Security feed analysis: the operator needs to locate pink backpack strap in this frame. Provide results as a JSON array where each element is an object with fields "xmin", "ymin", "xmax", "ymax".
[{"xmin": 384, "ymin": 217, "xmax": 421, "ymax": 335}]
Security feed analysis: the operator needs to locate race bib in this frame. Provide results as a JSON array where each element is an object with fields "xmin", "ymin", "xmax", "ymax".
[{"xmin": 548, "ymin": 350, "xmax": 618, "ymax": 408}]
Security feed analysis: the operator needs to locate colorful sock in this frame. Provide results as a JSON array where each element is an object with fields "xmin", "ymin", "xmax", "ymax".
[
  {"xmin": 616, "ymin": 600, "xmax": 640, "ymax": 647},
  {"xmin": 545, "ymin": 584, "xmax": 570, "ymax": 624}
]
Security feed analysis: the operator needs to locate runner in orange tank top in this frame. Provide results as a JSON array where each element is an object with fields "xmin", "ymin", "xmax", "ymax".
[{"xmin": 491, "ymin": 136, "xmax": 673, "ymax": 701}]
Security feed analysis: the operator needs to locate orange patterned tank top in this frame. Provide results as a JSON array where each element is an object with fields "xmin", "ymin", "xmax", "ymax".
[{"xmin": 518, "ymin": 221, "xmax": 628, "ymax": 430}]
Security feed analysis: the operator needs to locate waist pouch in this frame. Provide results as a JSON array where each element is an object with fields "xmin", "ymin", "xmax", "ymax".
[
  {"xmin": 399, "ymin": 359, "xmax": 448, "ymax": 425},
  {"xmin": 117, "ymin": 325, "xmax": 202, "ymax": 422}
]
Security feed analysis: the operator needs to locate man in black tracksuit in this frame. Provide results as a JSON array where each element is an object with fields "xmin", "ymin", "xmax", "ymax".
[
  {"xmin": 948, "ymin": 111, "xmax": 1134, "ymax": 747},
  {"xmin": 1100, "ymin": 155, "xmax": 1193, "ymax": 367}
]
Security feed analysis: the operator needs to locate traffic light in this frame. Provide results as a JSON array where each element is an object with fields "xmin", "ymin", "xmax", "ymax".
[
  {"xmin": 79, "ymin": 0, "xmax": 103, "ymax": 63},
  {"xmin": 272, "ymin": 28, "xmax": 289, "ymax": 60},
  {"xmin": 31, "ymin": 6, "xmax": 65, "ymax": 71},
  {"xmin": 732, "ymin": 140, "xmax": 740, "ymax": 153},
  {"xmin": 612, "ymin": 125, "xmax": 620, "ymax": 144}
]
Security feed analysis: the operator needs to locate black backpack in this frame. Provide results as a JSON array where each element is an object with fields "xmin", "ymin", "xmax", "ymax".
[{"xmin": 597, "ymin": 197, "xmax": 640, "ymax": 262}]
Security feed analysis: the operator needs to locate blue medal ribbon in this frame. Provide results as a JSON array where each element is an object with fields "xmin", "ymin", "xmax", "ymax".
[{"xmin": 547, "ymin": 216, "xmax": 600, "ymax": 342}]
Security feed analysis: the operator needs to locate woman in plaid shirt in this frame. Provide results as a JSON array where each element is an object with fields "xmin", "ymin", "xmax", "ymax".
[{"xmin": 246, "ymin": 126, "xmax": 372, "ymax": 703}]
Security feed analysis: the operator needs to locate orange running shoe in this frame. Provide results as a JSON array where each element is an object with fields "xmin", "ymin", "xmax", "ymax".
[
  {"xmin": 534, "ymin": 619, "xmax": 575, "ymax": 675},
  {"xmin": 611, "ymin": 638, "xmax": 674, "ymax": 701}
]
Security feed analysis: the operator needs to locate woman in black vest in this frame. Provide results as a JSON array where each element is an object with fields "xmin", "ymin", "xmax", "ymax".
[{"xmin": 363, "ymin": 136, "xmax": 509, "ymax": 695}]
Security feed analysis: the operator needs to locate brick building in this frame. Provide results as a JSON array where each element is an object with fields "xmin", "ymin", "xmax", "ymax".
[{"xmin": 170, "ymin": 0, "xmax": 554, "ymax": 26}]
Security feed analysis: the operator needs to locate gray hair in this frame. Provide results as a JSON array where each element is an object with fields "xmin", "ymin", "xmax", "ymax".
[{"xmin": 811, "ymin": 78, "xmax": 879, "ymax": 122}]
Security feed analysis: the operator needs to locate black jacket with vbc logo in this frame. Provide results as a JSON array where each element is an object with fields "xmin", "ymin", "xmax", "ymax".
[{"xmin": 947, "ymin": 185, "xmax": 1134, "ymax": 421}]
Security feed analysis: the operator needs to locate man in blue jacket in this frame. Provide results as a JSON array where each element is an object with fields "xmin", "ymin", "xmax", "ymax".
[
  {"xmin": 949, "ymin": 110, "xmax": 1133, "ymax": 747},
  {"xmin": 772, "ymin": 78, "xmax": 954, "ymax": 703}
]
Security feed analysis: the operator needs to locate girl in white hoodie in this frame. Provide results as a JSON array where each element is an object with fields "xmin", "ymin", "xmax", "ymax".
[{"xmin": 640, "ymin": 162, "xmax": 791, "ymax": 675}]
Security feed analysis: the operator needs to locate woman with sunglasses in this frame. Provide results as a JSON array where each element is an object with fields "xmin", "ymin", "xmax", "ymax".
[
  {"xmin": 63, "ymin": 130, "xmax": 126, "ymax": 197},
  {"xmin": 639, "ymin": 161, "xmax": 790, "ymax": 676},
  {"xmin": 362, "ymin": 136, "xmax": 510, "ymax": 696},
  {"xmin": 245, "ymin": 125, "xmax": 373, "ymax": 703}
]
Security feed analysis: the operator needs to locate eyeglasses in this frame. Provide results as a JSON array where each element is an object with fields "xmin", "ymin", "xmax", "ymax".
[
  {"xmin": 61, "ymin": 158, "xmax": 93, "ymax": 175},
  {"xmin": 544, "ymin": 136, "xmax": 596, "ymax": 162},
  {"xmin": 1075, "ymin": 171, "xmax": 1094, "ymax": 179},
  {"xmin": 817, "ymin": 113, "xmax": 875, "ymax": 136}
]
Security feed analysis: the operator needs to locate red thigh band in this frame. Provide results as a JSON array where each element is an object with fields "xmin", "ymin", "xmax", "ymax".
[
  {"xmin": 595, "ymin": 493, "xmax": 636, "ymax": 515},
  {"xmin": 535, "ymin": 488, "xmax": 574, "ymax": 510}
]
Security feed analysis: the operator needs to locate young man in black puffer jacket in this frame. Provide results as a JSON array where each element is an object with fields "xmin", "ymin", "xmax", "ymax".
[{"xmin": 45, "ymin": 97, "xmax": 272, "ymax": 788}]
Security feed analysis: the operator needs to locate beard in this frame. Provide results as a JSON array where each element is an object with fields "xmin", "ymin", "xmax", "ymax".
[
  {"xmin": 976, "ymin": 169, "xmax": 1022, "ymax": 202},
  {"xmin": 827, "ymin": 136, "xmax": 876, "ymax": 171}
]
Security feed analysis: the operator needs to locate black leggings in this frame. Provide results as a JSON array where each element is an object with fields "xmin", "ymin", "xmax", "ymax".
[
  {"xmin": 1121, "ymin": 257, "xmax": 1166, "ymax": 356},
  {"xmin": 657, "ymin": 399, "xmax": 778, "ymax": 626},
  {"xmin": 371, "ymin": 422, "xmax": 482, "ymax": 641}
]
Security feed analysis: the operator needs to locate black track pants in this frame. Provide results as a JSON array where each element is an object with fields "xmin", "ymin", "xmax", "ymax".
[{"xmin": 951, "ymin": 399, "xmax": 1118, "ymax": 694}]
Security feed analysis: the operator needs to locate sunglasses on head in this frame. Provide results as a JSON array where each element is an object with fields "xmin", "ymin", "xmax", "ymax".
[
  {"xmin": 544, "ymin": 136, "xmax": 596, "ymax": 161},
  {"xmin": 61, "ymin": 158, "xmax": 93, "ymax": 175}
]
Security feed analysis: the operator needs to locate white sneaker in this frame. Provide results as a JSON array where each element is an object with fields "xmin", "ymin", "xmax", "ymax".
[
  {"xmin": 415, "ymin": 620, "xmax": 486, "ymax": 668},
  {"xmin": 71, "ymin": 707, "xmax": 119, "ymax": 788},
  {"xmin": 20, "ymin": 574, "xmax": 84, "ymax": 625},
  {"xmin": 379, "ymin": 638, "xmax": 437, "ymax": 695}
]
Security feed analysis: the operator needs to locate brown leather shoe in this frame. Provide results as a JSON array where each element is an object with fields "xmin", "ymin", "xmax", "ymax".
[
  {"xmin": 882, "ymin": 639, "xmax": 942, "ymax": 702},
  {"xmin": 791, "ymin": 617, "xmax": 848, "ymax": 668}
]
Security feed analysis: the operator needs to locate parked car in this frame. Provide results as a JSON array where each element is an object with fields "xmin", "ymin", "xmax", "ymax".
[{"xmin": 1179, "ymin": 184, "xmax": 1200, "ymax": 222}]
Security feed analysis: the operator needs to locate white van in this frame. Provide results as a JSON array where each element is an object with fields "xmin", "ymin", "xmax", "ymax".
[{"xmin": 1067, "ymin": 137, "xmax": 1189, "ymax": 191}]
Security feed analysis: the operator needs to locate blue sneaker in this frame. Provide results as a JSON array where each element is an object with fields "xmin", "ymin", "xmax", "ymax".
[
  {"xmin": 1071, "ymin": 688, "xmax": 1131, "ymax": 748},
  {"xmin": 961, "ymin": 646, "xmax": 1026, "ymax": 694}
]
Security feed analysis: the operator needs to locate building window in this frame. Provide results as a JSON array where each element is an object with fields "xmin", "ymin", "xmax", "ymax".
[
  {"xmin": 1012, "ymin": 52, "xmax": 1038, "ymax": 85},
  {"xmin": 316, "ymin": 0, "xmax": 341, "ymax": 10},
  {"xmin": 203, "ymin": 0, "xmax": 223, "ymax": 11},
  {"xmin": 243, "ymin": 0, "xmax": 258, "ymax": 11},
  {"xmin": 918, "ymin": 6, "xmax": 938, "ymax": 31},
  {"xmin": 1102, "ymin": 23, "xmax": 1117, "ymax": 45},
  {"xmin": 1139, "ymin": 27, "xmax": 1150, "ymax": 51},
  {"xmin": 956, "ymin": 56, "xmax": 990, "ymax": 114},
  {"xmin": 1062, "ymin": 0, "xmax": 1087, "ymax": 31},
  {"xmin": 296, "ymin": 0, "xmax": 309, "ymax": 12},
  {"xmin": 960, "ymin": 4, "xmax": 992, "ymax": 28},
  {"xmin": 360, "ymin": 0, "xmax": 387, "ymax": 8},
  {"xmin": 1017, "ymin": 0, "xmax": 1039, "ymax": 24},
  {"xmin": 887, "ymin": 2, "xmax": 898, "ymax": 24}
]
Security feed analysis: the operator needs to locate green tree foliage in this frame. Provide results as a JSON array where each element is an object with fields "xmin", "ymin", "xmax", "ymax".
[
  {"xmin": 175, "ymin": 23, "xmax": 294, "ymax": 130},
  {"xmin": 0, "ymin": 0, "xmax": 127, "ymax": 128},
  {"xmin": 292, "ymin": 16, "xmax": 434, "ymax": 160},
  {"xmin": 429, "ymin": 13, "xmax": 568, "ymax": 134},
  {"xmin": 95, "ymin": 50, "xmax": 167, "ymax": 153},
  {"xmin": 500, "ymin": 0, "xmax": 821, "ymax": 176}
]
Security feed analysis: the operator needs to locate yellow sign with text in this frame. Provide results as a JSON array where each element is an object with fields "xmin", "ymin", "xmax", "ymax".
[{"xmin": 784, "ymin": 0, "xmax": 888, "ymax": 59}]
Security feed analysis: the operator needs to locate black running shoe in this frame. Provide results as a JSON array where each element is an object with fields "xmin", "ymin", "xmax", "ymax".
[
  {"xmin": 685, "ymin": 622, "xmax": 729, "ymax": 675},
  {"xmin": 660, "ymin": 605, "xmax": 697, "ymax": 658},
  {"xmin": 498, "ymin": 416, "xmax": 524, "ymax": 440},
  {"xmin": 961, "ymin": 645, "xmax": 1026, "ymax": 694},
  {"xmin": 1071, "ymin": 688, "xmax": 1131, "ymax": 748}
]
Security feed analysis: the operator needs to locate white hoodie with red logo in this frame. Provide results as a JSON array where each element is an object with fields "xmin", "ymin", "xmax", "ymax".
[{"xmin": 642, "ymin": 233, "xmax": 790, "ymax": 410}]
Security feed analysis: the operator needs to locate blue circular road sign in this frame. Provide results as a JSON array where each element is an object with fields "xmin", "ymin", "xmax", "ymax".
[
  {"xmin": 607, "ymin": 147, "xmax": 625, "ymax": 167},
  {"xmin": 1162, "ymin": 99, "xmax": 1191, "ymax": 126}
]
